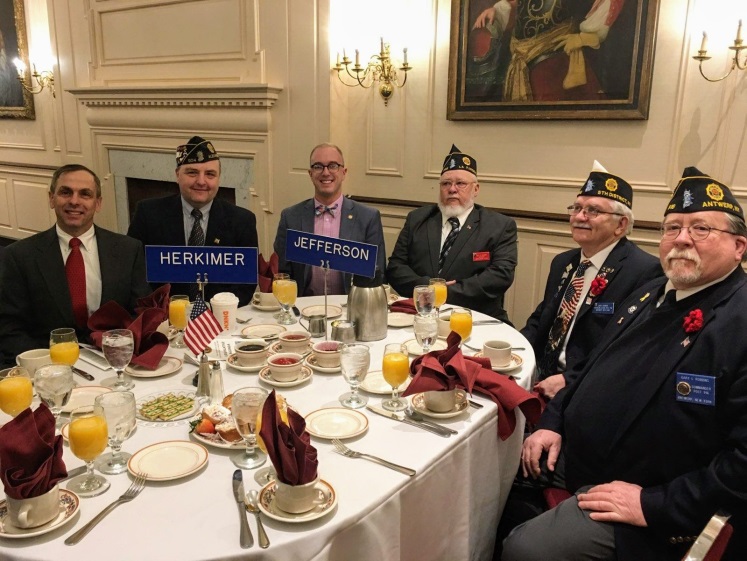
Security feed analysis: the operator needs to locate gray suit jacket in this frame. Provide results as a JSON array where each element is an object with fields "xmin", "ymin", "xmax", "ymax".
[
  {"xmin": 273, "ymin": 197, "xmax": 386, "ymax": 295},
  {"xmin": 0, "ymin": 226, "xmax": 151, "ymax": 365}
]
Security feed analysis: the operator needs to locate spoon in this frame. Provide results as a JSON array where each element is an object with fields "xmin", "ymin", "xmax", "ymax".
[
  {"xmin": 245, "ymin": 490, "xmax": 270, "ymax": 549},
  {"xmin": 404, "ymin": 406, "xmax": 457, "ymax": 435},
  {"xmin": 236, "ymin": 317, "xmax": 253, "ymax": 324}
]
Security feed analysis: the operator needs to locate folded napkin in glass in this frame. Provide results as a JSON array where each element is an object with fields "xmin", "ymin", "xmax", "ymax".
[
  {"xmin": 389, "ymin": 298, "xmax": 417, "ymax": 315},
  {"xmin": 403, "ymin": 332, "xmax": 544, "ymax": 440},
  {"xmin": 257, "ymin": 252, "xmax": 279, "ymax": 294}
]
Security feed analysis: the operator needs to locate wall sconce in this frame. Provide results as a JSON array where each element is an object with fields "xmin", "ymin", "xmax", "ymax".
[
  {"xmin": 333, "ymin": 38, "xmax": 411, "ymax": 105},
  {"xmin": 12, "ymin": 58, "xmax": 55, "ymax": 97},
  {"xmin": 692, "ymin": 20, "xmax": 746, "ymax": 82}
]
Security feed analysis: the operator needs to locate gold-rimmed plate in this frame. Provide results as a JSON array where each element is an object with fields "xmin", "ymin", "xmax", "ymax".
[
  {"xmin": 410, "ymin": 390, "xmax": 469, "ymax": 419},
  {"xmin": 304, "ymin": 408, "xmax": 368, "ymax": 439},
  {"xmin": 128, "ymin": 440, "xmax": 208, "ymax": 481},
  {"xmin": 258, "ymin": 365, "xmax": 313, "ymax": 388}
]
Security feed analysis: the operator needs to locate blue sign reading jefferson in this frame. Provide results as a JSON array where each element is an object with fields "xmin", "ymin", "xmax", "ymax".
[
  {"xmin": 285, "ymin": 230, "xmax": 378, "ymax": 277},
  {"xmin": 145, "ymin": 246, "xmax": 258, "ymax": 284}
]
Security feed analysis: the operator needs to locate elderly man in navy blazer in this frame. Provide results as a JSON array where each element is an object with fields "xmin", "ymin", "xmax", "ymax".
[
  {"xmin": 128, "ymin": 136, "xmax": 258, "ymax": 306},
  {"xmin": 521, "ymin": 162, "xmax": 662, "ymax": 400},
  {"xmin": 273, "ymin": 143, "xmax": 386, "ymax": 295}
]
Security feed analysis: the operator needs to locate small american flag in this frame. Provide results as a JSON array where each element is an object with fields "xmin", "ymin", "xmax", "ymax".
[{"xmin": 184, "ymin": 295, "xmax": 222, "ymax": 356}]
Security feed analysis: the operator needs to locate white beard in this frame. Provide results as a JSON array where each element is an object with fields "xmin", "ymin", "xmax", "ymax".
[
  {"xmin": 664, "ymin": 247, "xmax": 702, "ymax": 286},
  {"xmin": 438, "ymin": 202, "xmax": 473, "ymax": 218}
]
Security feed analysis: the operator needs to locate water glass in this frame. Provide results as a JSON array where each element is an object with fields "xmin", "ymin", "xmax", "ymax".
[
  {"xmin": 231, "ymin": 387, "xmax": 270, "ymax": 469},
  {"xmin": 33, "ymin": 364, "xmax": 74, "ymax": 428},
  {"xmin": 169, "ymin": 295, "xmax": 189, "ymax": 348},
  {"xmin": 339, "ymin": 344, "xmax": 370, "ymax": 409},
  {"xmin": 413, "ymin": 312, "xmax": 439, "ymax": 354},
  {"xmin": 50, "ymin": 328, "xmax": 79, "ymax": 366},
  {"xmin": 381, "ymin": 343, "xmax": 409, "ymax": 412},
  {"xmin": 413, "ymin": 285, "xmax": 436, "ymax": 315},
  {"xmin": 102, "ymin": 329, "xmax": 135, "ymax": 391},
  {"xmin": 67, "ymin": 404, "xmax": 110, "ymax": 497},
  {"xmin": 0, "ymin": 367, "xmax": 33, "ymax": 418},
  {"xmin": 94, "ymin": 392, "xmax": 137, "ymax": 475}
]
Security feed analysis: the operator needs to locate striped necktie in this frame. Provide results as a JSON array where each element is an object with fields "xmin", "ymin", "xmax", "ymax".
[
  {"xmin": 188, "ymin": 209, "xmax": 204, "ymax": 299},
  {"xmin": 438, "ymin": 217, "xmax": 461, "ymax": 273},
  {"xmin": 66, "ymin": 237, "xmax": 87, "ymax": 329}
]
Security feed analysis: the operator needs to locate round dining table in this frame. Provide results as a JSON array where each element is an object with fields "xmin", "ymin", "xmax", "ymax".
[{"xmin": 0, "ymin": 295, "xmax": 535, "ymax": 561}]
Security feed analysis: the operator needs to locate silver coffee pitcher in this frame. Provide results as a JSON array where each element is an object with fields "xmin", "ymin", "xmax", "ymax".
[{"xmin": 347, "ymin": 271, "xmax": 387, "ymax": 341}]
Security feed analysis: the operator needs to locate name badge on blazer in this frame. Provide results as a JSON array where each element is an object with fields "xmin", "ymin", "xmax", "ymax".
[
  {"xmin": 675, "ymin": 373, "xmax": 716, "ymax": 406},
  {"xmin": 592, "ymin": 302, "xmax": 614, "ymax": 314},
  {"xmin": 473, "ymin": 252, "xmax": 490, "ymax": 262}
]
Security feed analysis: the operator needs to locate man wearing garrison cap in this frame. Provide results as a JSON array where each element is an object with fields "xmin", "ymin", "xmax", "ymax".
[
  {"xmin": 503, "ymin": 167, "xmax": 747, "ymax": 560},
  {"xmin": 128, "ymin": 136, "xmax": 258, "ymax": 305},
  {"xmin": 387, "ymin": 145, "xmax": 517, "ymax": 322}
]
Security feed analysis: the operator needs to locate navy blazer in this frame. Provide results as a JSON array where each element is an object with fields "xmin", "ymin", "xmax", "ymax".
[{"xmin": 127, "ymin": 195, "xmax": 258, "ymax": 306}]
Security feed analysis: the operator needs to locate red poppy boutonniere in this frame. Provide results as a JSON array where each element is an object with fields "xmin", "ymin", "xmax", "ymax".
[
  {"xmin": 589, "ymin": 276, "xmax": 608, "ymax": 298},
  {"xmin": 683, "ymin": 309, "xmax": 704, "ymax": 333}
]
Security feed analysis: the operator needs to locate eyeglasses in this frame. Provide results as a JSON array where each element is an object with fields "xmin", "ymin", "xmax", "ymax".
[
  {"xmin": 566, "ymin": 205, "xmax": 622, "ymax": 219},
  {"xmin": 310, "ymin": 162, "xmax": 343, "ymax": 173},
  {"xmin": 439, "ymin": 180, "xmax": 475, "ymax": 190},
  {"xmin": 660, "ymin": 223, "xmax": 736, "ymax": 241}
]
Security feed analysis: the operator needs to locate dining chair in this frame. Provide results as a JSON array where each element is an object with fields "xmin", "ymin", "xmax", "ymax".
[{"xmin": 682, "ymin": 512, "xmax": 733, "ymax": 561}]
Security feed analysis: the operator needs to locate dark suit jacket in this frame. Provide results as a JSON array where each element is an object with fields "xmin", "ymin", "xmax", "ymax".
[
  {"xmin": 127, "ymin": 195, "xmax": 258, "ymax": 306},
  {"xmin": 0, "ymin": 226, "xmax": 151, "ymax": 365},
  {"xmin": 386, "ymin": 204, "xmax": 517, "ymax": 322},
  {"xmin": 273, "ymin": 197, "xmax": 386, "ymax": 295},
  {"xmin": 521, "ymin": 237, "xmax": 663, "ymax": 377},
  {"xmin": 539, "ymin": 268, "xmax": 747, "ymax": 561}
]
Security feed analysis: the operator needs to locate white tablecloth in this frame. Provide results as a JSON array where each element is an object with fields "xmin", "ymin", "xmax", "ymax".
[{"xmin": 0, "ymin": 295, "xmax": 534, "ymax": 561}]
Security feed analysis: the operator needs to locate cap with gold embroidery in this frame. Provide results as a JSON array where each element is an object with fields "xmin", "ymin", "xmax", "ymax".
[
  {"xmin": 441, "ymin": 144, "xmax": 477, "ymax": 176},
  {"xmin": 665, "ymin": 166, "xmax": 743, "ymax": 219},
  {"xmin": 578, "ymin": 161, "xmax": 633, "ymax": 209},
  {"xmin": 176, "ymin": 136, "xmax": 219, "ymax": 167}
]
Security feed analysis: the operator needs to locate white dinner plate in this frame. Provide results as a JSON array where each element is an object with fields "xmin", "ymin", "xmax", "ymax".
[
  {"xmin": 303, "ymin": 355, "xmax": 341, "ymax": 374},
  {"xmin": 268, "ymin": 341, "xmax": 313, "ymax": 357},
  {"xmin": 128, "ymin": 440, "xmax": 208, "ymax": 481},
  {"xmin": 0, "ymin": 489, "xmax": 80, "ymax": 539},
  {"xmin": 472, "ymin": 352, "xmax": 524, "ymax": 372},
  {"xmin": 189, "ymin": 431, "xmax": 244, "ymax": 450},
  {"xmin": 301, "ymin": 304, "xmax": 343, "ymax": 320},
  {"xmin": 258, "ymin": 479, "xmax": 337, "ymax": 523},
  {"xmin": 388, "ymin": 312, "xmax": 415, "ymax": 328},
  {"xmin": 259, "ymin": 365, "xmax": 313, "ymax": 388},
  {"xmin": 60, "ymin": 386, "xmax": 112, "ymax": 414},
  {"xmin": 136, "ymin": 390, "xmax": 198, "ymax": 422},
  {"xmin": 410, "ymin": 390, "xmax": 469, "ymax": 419},
  {"xmin": 241, "ymin": 324, "xmax": 287, "ymax": 341},
  {"xmin": 225, "ymin": 353, "xmax": 265, "ymax": 373},
  {"xmin": 125, "ymin": 356, "xmax": 183, "ymax": 378},
  {"xmin": 402, "ymin": 338, "xmax": 448, "ymax": 356},
  {"xmin": 304, "ymin": 408, "xmax": 368, "ymax": 439},
  {"xmin": 359, "ymin": 370, "xmax": 411, "ymax": 395}
]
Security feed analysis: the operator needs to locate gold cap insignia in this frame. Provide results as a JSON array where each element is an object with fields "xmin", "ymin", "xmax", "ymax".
[
  {"xmin": 605, "ymin": 178, "xmax": 618, "ymax": 192},
  {"xmin": 706, "ymin": 183, "xmax": 724, "ymax": 201}
]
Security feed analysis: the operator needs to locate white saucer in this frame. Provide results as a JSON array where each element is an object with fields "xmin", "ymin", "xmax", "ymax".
[
  {"xmin": 359, "ymin": 370, "xmax": 411, "ymax": 395},
  {"xmin": 303, "ymin": 354, "xmax": 341, "ymax": 373},
  {"xmin": 60, "ymin": 386, "xmax": 112, "ymax": 414},
  {"xmin": 472, "ymin": 352, "xmax": 524, "ymax": 372},
  {"xmin": 304, "ymin": 408, "xmax": 368, "ymax": 439},
  {"xmin": 301, "ymin": 304, "xmax": 343, "ymax": 320},
  {"xmin": 410, "ymin": 390, "xmax": 469, "ymax": 419},
  {"xmin": 241, "ymin": 324, "xmax": 287, "ymax": 341},
  {"xmin": 126, "ymin": 356, "xmax": 183, "ymax": 378},
  {"xmin": 402, "ymin": 338, "xmax": 448, "ymax": 356},
  {"xmin": 128, "ymin": 440, "xmax": 208, "ymax": 481},
  {"xmin": 0, "ymin": 489, "xmax": 80, "ymax": 538},
  {"xmin": 251, "ymin": 301, "xmax": 281, "ymax": 312},
  {"xmin": 258, "ymin": 479, "xmax": 337, "ymax": 523},
  {"xmin": 226, "ymin": 353, "xmax": 265, "ymax": 373},
  {"xmin": 259, "ymin": 365, "xmax": 313, "ymax": 387},
  {"xmin": 268, "ymin": 340, "xmax": 313, "ymax": 356},
  {"xmin": 388, "ymin": 312, "xmax": 415, "ymax": 327}
]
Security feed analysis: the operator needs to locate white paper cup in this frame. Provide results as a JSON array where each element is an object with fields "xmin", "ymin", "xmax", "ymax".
[
  {"xmin": 483, "ymin": 340, "xmax": 512, "ymax": 368},
  {"xmin": 16, "ymin": 349, "xmax": 52, "ymax": 376},
  {"xmin": 6, "ymin": 485, "xmax": 60, "ymax": 529},
  {"xmin": 210, "ymin": 292, "xmax": 239, "ymax": 332}
]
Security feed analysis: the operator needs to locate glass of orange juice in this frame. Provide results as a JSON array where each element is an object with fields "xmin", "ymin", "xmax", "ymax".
[
  {"xmin": 0, "ymin": 367, "xmax": 33, "ymax": 417},
  {"xmin": 67, "ymin": 404, "xmax": 110, "ymax": 497},
  {"xmin": 271, "ymin": 273, "xmax": 289, "ymax": 319},
  {"xmin": 429, "ymin": 278, "xmax": 448, "ymax": 312},
  {"xmin": 50, "ymin": 328, "xmax": 80, "ymax": 366},
  {"xmin": 449, "ymin": 308, "xmax": 473, "ymax": 344},
  {"xmin": 169, "ymin": 295, "xmax": 190, "ymax": 348},
  {"xmin": 274, "ymin": 279, "xmax": 298, "ymax": 325},
  {"xmin": 382, "ymin": 343, "xmax": 409, "ymax": 412}
]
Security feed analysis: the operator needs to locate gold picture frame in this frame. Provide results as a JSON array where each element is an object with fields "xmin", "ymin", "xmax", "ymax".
[
  {"xmin": 447, "ymin": 0, "xmax": 660, "ymax": 120},
  {"xmin": 0, "ymin": 0, "xmax": 35, "ymax": 119}
]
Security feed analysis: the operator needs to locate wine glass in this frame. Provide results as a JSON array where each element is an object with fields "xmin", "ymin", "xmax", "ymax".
[
  {"xmin": 339, "ymin": 344, "xmax": 370, "ymax": 409},
  {"xmin": 413, "ymin": 312, "xmax": 439, "ymax": 354},
  {"xmin": 413, "ymin": 285, "xmax": 436, "ymax": 315},
  {"xmin": 274, "ymin": 278, "xmax": 298, "ymax": 325},
  {"xmin": 429, "ymin": 278, "xmax": 448, "ymax": 313},
  {"xmin": 0, "ymin": 367, "xmax": 33, "ymax": 418},
  {"xmin": 33, "ymin": 364, "xmax": 74, "ymax": 428},
  {"xmin": 450, "ymin": 308, "xmax": 473, "ymax": 344},
  {"xmin": 169, "ymin": 295, "xmax": 190, "ymax": 348},
  {"xmin": 50, "ymin": 328, "xmax": 79, "ymax": 366},
  {"xmin": 381, "ymin": 343, "xmax": 409, "ymax": 412},
  {"xmin": 231, "ymin": 387, "xmax": 270, "ymax": 469},
  {"xmin": 67, "ymin": 404, "xmax": 110, "ymax": 497},
  {"xmin": 102, "ymin": 329, "xmax": 135, "ymax": 391},
  {"xmin": 94, "ymin": 391, "xmax": 137, "ymax": 475}
]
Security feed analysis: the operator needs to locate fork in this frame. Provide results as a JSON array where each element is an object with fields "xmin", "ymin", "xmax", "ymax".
[
  {"xmin": 331, "ymin": 439, "xmax": 416, "ymax": 477},
  {"xmin": 65, "ymin": 472, "xmax": 147, "ymax": 545}
]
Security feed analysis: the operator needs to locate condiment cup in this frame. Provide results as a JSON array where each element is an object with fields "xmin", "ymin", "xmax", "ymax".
[
  {"xmin": 267, "ymin": 353, "xmax": 303, "ymax": 382},
  {"xmin": 278, "ymin": 331, "xmax": 311, "ymax": 352},
  {"xmin": 483, "ymin": 340, "xmax": 512, "ymax": 368},
  {"xmin": 235, "ymin": 338, "xmax": 269, "ymax": 367},
  {"xmin": 16, "ymin": 349, "xmax": 52, "ymax": 376},
  {"xmin": 5, "ymin": 484, "xmax": 60, "ymax": 529},
  {"xmin": 424, "ymin": 389, "xmax": 457, "ymax": 413},
  {"xmin": 311, "ymin": 341, "xmax": 341, "ymax": 368},
  {"xmin": 274, "ymin": 477, "xmax": 320, "ymax": 514}
]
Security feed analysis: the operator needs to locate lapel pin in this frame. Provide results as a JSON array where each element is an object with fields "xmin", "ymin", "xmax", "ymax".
[
  {"xmin": 466, "ymin": 225, "xmax": 472, "ymax": 230},
  {"xmin": 617, "ymin": 317, "xmax": 624, "ymax": 324},
  {"xmin": 682, "ymin": 337, "xmax": 691, "ymax": 347},
  {"xmin": 213, "ymin": 238, "xmax": 220, "ymax": 244},
  {"xmin": 628, "ymin": 305, "xmax": 637, "ymax": 314},
  {"xmin": 640, "ymin": 292, "xmax": 650, "ymax": 302},
  {"xmin": 348, "ymin": 214, "xmax": 353, "ymax": 219}
]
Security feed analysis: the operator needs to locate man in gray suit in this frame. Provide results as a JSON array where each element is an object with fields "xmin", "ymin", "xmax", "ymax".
[
  {"xmin": 0, "ymin": 164, "xmax": 151, "ymax": 366},
  {"xmin": 387, "ymin": 145, "xmax": 518, "ymax": 322},
  {"xmin": 273, "ymin": 143, "xmax": 386, "ymax": 295}
]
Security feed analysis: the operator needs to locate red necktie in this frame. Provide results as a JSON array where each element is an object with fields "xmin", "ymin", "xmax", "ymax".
[{"xmin": 66, "ymin": 237, "xmax": 87, "ymax": 329}]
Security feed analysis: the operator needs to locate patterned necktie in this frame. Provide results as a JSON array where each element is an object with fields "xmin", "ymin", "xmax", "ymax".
[
  {"xmin": 438, "ymin": 217, "xmax": 461, "ymax": 273},
  {"xmin": 315, "ymin": 203, "xmax": 338, "ymax": 217},
  {"xmin": 66, "ymin": 237, "xmax": 87, "ymax": 329},
  {"xmin": 537, "ymin": 260, "xmax": 592, "ymax": 379},
  {"xmin": 188, "ymin": 209, "xmax": 205, "ymax": 246}
]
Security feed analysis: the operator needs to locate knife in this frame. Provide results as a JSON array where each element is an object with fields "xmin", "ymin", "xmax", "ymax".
[
  {"xmin": 232, "ymin": 470, "xmax": 253, "ymax": 548},
  {"xmin": 71, "ymin": 366, "xmax": 95, "ymax": 381},
  {"xmin": 366, "ymin": 405, "xmax": 451, "ymax": 438},
  {"xmin": 61, "ymin": 465, "xmax": 87, "ymax": 481}
]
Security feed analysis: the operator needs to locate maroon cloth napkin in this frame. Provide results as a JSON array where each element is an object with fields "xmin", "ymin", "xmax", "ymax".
[
  {"xmin": 0, "ymin": 404, "xmax": 67, "ymax": 499},
  {"xmin": 257, "ymin": 253, "xmax": 279, "ymax": 293},
  {"xmin": 258, "ymin": 390, "xmax": 318, "ymax": 485},
  {"xmin": 403, "ymin": 332, "xmax": 544, "ymax": 440},
  {"xmin": 88, "ymin": 285, "xmax": 170, "ymax": 370},
  {"xmin": 389, "ymin": 298, "xmax": 417, "ymax": 315}
]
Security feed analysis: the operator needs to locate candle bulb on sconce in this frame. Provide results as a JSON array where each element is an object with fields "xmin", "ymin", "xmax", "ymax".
[
  {"xmin": 699, "ymin": 32, "xmax": 708, "ymax": 53},
  {"xmin": 403, "ymin": 48, "xmax": 408, "ymax": 66},
  {"xmin": 692, "ymin": 22, "xmax": 747, "ymax": 82},
  {"xmin": 12, "ymin": 58, "xmax": 55, "ymax": 97},
  {"xmin": 737, "ymin": 19, "xmax": 743, "ymax": 44},
  {"xmin": 355, "ymin": 49, "xmax": 360, "ymax": 67}
]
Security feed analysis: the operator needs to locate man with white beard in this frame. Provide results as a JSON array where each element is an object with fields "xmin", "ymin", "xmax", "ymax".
[{"xmin": 386, "ymin": 145, "xmax": 517, "ymax": 322}]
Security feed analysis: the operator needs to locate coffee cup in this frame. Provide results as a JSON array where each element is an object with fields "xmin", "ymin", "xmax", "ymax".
[
  {"xmin": 210, "ymin": 292, "xmax": 239, "ymax": 333},
  {"xmin": 311, "ymin": 341, "xmax": 341, "ymax": 368},
  {"xmin": 275, "ymin": 477, "xmax": 320, "ymax": 513},
  {"xmin": 16, "ymin": 349, "xmax": 52, "ymax": 376},
  {"xmin": 483, "ymin": 340, "xmax": 512, "ymax": 368},
  {"xmin": 437, "ymin": 314, "xmax": 451, "ymax": 339},
  {"xmin": 424, "ymin": 389, "xmax": 457, "ymax": 413},
  {"xmin": 6, "ymin": 485, "xmax": 60, "ymax": 529},
  {"xmin": 267, "ymin": 353, "xmax": 303, "ymax": 382},
  {"xmin": 254, "ymin": 291, "xmax": 279, "ymax": 308},
  {"xmin": 235, "ymin": 339, "xmax": 269, "ymax": 367},
  {"xmin": 278, "ymin": 331, "xmax": 311, "ymax": 352}
]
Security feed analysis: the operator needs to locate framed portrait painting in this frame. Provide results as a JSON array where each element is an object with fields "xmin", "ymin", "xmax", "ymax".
[
  {"xmin": 0, "ymin": 0, "xmax": 34, "ymax": 119},
  {"xmin": 447, "ymin": 0, "xmax": 660, "ymax": 120}
]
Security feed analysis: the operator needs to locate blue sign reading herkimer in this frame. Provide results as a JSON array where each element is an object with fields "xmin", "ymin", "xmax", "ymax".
[
  {"xmin": 285, "ymin": 230, "xmax": 377, "ymax": 277},
  {"xmin": 145, "ymin": 246, "xmax": 258, "ymax": 284}
]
